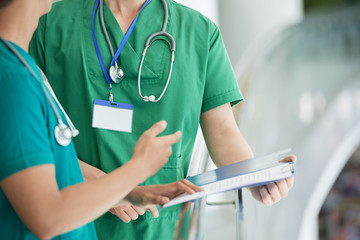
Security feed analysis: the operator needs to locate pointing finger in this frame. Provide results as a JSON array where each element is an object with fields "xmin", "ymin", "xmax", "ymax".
[
  {"xmin": 160, "ymin": 131, "xmax": 182, "ymax": 144},
  {"xmin": 181, "ymin": 179, "xmax": 204, "ymax": 192},
  {"xmin": 146, "ymin": 121, "xmax": 167, "ymax": 136},
  {"xmin": 177, "ymin": 180, "xmax": 196, "ymax": 195}
]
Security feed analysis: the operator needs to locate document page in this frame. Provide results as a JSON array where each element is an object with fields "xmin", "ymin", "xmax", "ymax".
[{"xmin": 162, "ymin": 150, "xmax": 294, "ymax": 208}]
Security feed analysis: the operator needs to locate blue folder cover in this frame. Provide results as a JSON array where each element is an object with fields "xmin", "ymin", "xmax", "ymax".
[{"xmin": 187, "ymin": 149, "xmax": 293, "ymax": 186}]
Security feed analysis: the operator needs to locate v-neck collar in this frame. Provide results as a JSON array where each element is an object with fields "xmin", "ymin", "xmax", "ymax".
[
  {"xmin": 102, "ymin": 0, "xmax": 152, "ymax": 37},
  {"xmin": 82, "ymin": 0, "xmax": 166, "ymax": 83},
  {"xmin": 102, "ymin": 0, "xmax": 124, "ymax": 47}
]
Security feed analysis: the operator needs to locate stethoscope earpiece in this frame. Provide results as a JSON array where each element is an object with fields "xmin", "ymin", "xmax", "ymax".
[
  {"xmin": 137, "ymin": 0, "xmax": 176, "ymax": 103},
  {"xmin": 142, "ymin": 95, "xmax": 156, "ymax": 102}
]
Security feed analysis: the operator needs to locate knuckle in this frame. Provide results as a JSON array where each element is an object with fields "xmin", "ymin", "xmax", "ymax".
[
  {"xmin": 262, "ymin": 194, "xmax": 271, "ymax": 202},
  {"xmin": 143, "ymin": 131, "xmax": 151, "ymax": 138},
  {"xmin": 152, "ymin": 125, "xmax": 160, "ymax": 132},
  {"xmin": 282, "ymin": 191, "xmax": 288, "ymax": 198},
  {"xmin": 260, "ymin": 187, "xmax": 268, "ymax": 197},
  {"xmin": 262, "ymin": 196, "xmax": 271, "ymax": 206},
  {"xmin": 167, "ymin": 148, "xmax": 172, "ymax": 156},
  {"xmin": 268, "ymin": 184, "xmax": 276, "ymax": 192},
  {"xmin": 278, "ymin": 187, "xmax": 285, "ymax": 196}
]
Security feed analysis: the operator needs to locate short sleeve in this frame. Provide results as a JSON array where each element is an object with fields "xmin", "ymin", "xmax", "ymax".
[
  {"xmin": 29, "ymin": 15, "xmax": 47, "ymax": 73},
  {"xmin": 0, "ymin": 73, "xmax": 54, "ymax": 181},
  {"xmin": 201, "ymin": 25, "xmax": 243, "ymax": 113}
]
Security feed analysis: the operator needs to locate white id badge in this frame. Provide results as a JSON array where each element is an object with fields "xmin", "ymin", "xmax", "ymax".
[{"xmin": 92, "ymin": 99, "xmax": 133, "ymax": 132}]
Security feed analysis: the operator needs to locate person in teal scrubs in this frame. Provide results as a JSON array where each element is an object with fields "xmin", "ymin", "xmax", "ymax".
[
  {"xmin": 0, "ymin": 0, "xmax": 202, "ymax": 239},
  {"xmin": 30, "ymin": 0, "xmax": 297, "ymax": 239}
]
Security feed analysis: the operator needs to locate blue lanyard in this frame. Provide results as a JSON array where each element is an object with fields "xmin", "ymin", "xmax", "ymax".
[{"xmin": 91, "ymin": 0, "xmax": 151, "ymax": 85}]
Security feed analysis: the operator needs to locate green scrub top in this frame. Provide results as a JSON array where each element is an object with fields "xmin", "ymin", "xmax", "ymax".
[
  {"xmin": 0, "ymin": 40, "xmax": 97, "ymax": 240},
  {"xmin": 30, "ymin": 0, "xmax": 243, "ymax": 239}
]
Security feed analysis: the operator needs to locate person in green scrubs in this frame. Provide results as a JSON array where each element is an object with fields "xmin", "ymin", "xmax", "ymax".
[
  {"xmin": 30, "ymin": 0, "xmax": 296, "ymax": 239},
  {"xmin": 0, "ymin": 0, "xmax": 202, "ymax": 239}
]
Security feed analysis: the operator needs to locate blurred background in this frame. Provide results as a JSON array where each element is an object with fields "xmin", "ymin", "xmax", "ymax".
[{"xmin": 176, "ymin": 1, "xmax": 360, "ymax": 240}]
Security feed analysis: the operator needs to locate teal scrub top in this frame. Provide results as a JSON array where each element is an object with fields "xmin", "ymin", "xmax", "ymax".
[
  {"xmin": 29, "ymin": 0, "xmax": 243, "ymax": 239},
  {"xmin": 0, "ymin": 40, "xmax": 97, "ymax": 240}
]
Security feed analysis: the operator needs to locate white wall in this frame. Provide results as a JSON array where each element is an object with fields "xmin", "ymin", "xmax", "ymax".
[
  {"xmin": 175, "ymin": 0, "xmax": 219, "ymax": 25},
  {"xmin": 219, "ymin": 0, "xmax": 303, "ymax": 66}
]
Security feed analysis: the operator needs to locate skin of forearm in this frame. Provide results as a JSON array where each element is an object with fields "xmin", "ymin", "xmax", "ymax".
[
  {"xmin": 201, "ymin": 104, "xmax": 295, "ymax": 206},
  {"xmin": 205, "ymin": 127, "xmax": 254, "ymax": 167},
  {"xmin": 78, "ymin": 159, "xmax": 133, "ymax": 207},
  {"xmin": 0, "ymin": 121, "xmax": 177, "ymax": 239},
  {"xmin": 43, "ymin": 159, "xmax": 148, "ymax": 238},
  {"xmin": 78, "ymin": 159, "xmax": 106, "ymax": 181},
  {"xmin": 200, "ymin": 103, "xmax": 254, "ymax": 168}
]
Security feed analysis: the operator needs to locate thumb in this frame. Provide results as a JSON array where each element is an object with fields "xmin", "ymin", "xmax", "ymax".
[
  {"xmin": 279, "ymin": 155, "xmax": 296, "ymax": 163},
  {"xmin": 148, "ymin": 194, "xmax": 170, "ymax": 206},
  {"xmin": 159, "ymin": 196, "xmax": 170, "ymax": 205}
]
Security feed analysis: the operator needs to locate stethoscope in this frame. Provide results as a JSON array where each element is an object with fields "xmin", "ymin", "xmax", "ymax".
[
  {"xmin": 0, "ymin": 36, "xmax": 79, "ymax": 147},
  {"xmin": 94, "ymin": 0, "xmax": 175, "ymax": 103}
]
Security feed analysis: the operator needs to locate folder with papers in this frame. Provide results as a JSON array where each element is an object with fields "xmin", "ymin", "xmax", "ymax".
[{"xmin": 162, "ymin": 149, "xmax": 295, "ymax": 208}]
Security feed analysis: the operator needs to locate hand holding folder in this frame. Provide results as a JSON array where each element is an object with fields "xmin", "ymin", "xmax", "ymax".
[
  {"xmin": 162, "ymin": 149, "xmax": 296, "ymax": 208},
  {"xmin": 249, "ymin": 154, "xmax": 296, "ymax": 206}
]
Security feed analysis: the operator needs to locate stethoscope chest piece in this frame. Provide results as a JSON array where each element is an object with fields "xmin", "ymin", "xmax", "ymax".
[
  {"xmin": 109, "ymin": 65, "xmax": 124, "ymax": 84},
  {"xmin": 0, "ymin": 35, "xmax": 79, "ymax": 148},
  {"xmin": 55, "ymin": 123, "xmax": 72, "ymax": 147}
]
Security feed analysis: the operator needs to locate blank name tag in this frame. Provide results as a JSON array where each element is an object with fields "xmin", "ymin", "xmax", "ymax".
[{"xmin": 92, "ymin": 99, "xmax": 133, "ymax": 132}]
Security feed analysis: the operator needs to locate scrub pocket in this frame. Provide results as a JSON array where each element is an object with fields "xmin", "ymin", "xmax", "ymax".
[
  {"xmin": 142, "ymin": 155, "xmax": 184, "ymax": 221},
  {"xmin": 144, "ymin": 155, "xmax": 184, "ymax": 185}
]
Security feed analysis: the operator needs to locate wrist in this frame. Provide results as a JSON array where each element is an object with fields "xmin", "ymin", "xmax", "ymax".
[{"xmin": 127, "ymin": 157, "xmax": 152, "ymax": 181}]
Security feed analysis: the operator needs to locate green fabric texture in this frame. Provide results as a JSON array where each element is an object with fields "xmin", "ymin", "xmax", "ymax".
[
  {"xmin": 0, "ymin": 41, "xmax": 97, "ymax": 239},
  {"xmin": 29, "ymin": 0, "xmax": 243, "ymax": 239}
]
